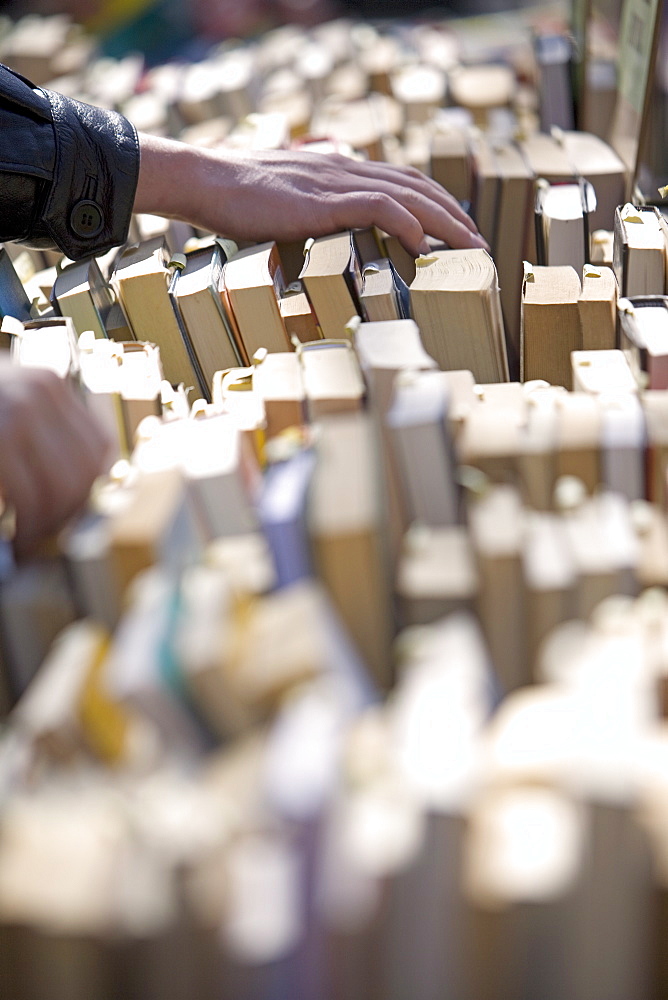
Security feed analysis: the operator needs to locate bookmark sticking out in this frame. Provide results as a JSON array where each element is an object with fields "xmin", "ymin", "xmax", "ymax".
[
  {"xmin": 415, "ymin": 254, "xmax": 439, "ymax": 267},
  {"xmin": 215, "ymin": 236, "xmax": 239, "ymax": 259},
  {"xmin": 523, "ymin": 260, "xmax": 535, "ymax": 282},
  {"xmin": 345, "ymin": 315, "xmax": 362, "ymax": 338},
  {"xmin": 618, "ymin": 297, "xmax": 635, "ymax": 315},
  {"xmin": 457, "ymin": 464, "xmax": 490, "ymax": 498},
  {"xmin": 620, "ymin": 203, "xmax": 644, "ymax": 223},
  {"xmin": 584, "ymin": 265, "xmax": 603, "ymax": 278},
  {"xmin": 169, "ymin": 253, "xmax": 187, "ymax": 272},
  {"xmin": 659, "ymin": 186, "xmax": 668, "ymax": 199}
]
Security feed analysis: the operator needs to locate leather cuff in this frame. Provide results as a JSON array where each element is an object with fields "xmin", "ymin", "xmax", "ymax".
[
  {"xmin": 0, "ymin": 63, "xmax": 140, "ymax": 260},
  {"xmin": 39, "ymin": 88, "xmax": 140, "ymax": 259}
]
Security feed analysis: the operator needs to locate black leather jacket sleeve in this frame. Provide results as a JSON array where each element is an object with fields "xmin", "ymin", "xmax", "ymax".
[{"xmin": 0, "ymin": 63, "xmax": 140, "ymax": 260}]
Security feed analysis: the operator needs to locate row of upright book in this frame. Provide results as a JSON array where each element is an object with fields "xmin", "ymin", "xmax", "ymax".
[{"xmin": 4, "ymin": 2, "xmax": 668, "ymax": 997}]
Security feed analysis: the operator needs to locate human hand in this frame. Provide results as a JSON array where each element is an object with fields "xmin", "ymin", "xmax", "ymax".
[
  {"xmin": 0, "ymin": 361, "xmax": 111, "ymax": 557},
  {"xmin": 134, "ymin": 134, "xmax": 487, "ymax": 257}
]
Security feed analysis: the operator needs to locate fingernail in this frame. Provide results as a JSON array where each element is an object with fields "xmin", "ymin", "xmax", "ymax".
[{"xmin": 418, "ymin": 238, "xmax": 431, "ymax": 255}]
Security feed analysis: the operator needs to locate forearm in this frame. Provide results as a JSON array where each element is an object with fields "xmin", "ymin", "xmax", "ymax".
[{"xmin": 134, "ymin": 132, "xmax": 487, "ymax": 256}]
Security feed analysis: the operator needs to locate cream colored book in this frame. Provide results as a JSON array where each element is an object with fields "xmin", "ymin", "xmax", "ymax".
[
  {"xmin": 457, "ymin": 397, "xmax": 524, "ymax": 486},
  {"xmin": 353, "ymin": 318, "xmax": 437, "ymax": 417},
  {"xmin": 396, "ymin": 524, "xmax": 477, "ymax": 628},
  {"xmin": 132, "ymin": 412, "xmax": 258, "ymax": 544},
  {"xmin": 354, "ymin": 319, "xmax": 437, "ymax": 567},
  {"xmin": 359, "ymin": 259, "xmax": 408, "ymax": 323},
  {"xmin": 465, "ymin": 784, "xmax": 584, "ymax": 1000},
  {"xmin": 473, "ymin": 132, "xmax": 535, "ymax": 378},
  {"xmin": 308, "ymin": 412, "xmax": 393, "ymax": 690},
  {"xmin": 560, "ymin": 491, "xmax": 638, "ymax": 617},
  {"xmin": 251, "ymin": 350, "xmax": 305, "ymax": 439},
  {"xmin": 519, "ymin": 131, "xmax": 577, "ymax": 184},
  {"xmin": 613, "ymin": 203, "xmax": 666, "ymax": 298},
  {"xmin": 517, "ymin": 387, "xmax": 559, "ymax": 511},
  {"xmin": 619, "ymin": 294, "xmax": 668, "ymax": 390},
  {"xmin": 299, "ymin": 232, "xmax": 362, "ymax": 341},
  {"xmin": 10, "ymin": 316, "xmax": 79, "ymax": 380},
  {"xmin": 177, "ymin": 48, "xmax": 255, "ymax": 124},
  {"xmin": 521, "ymin": 264, "xmax": 582, "ymax": 389},
  {"xmin": 555, "ymin": 390, "xmax": 602, "ymax": 493},
  {"xmin": 278, "ymin": 287, "xmax": 321, "ymax": 344},
  {"xmin": 571, "ymin": 349, "xmax": 637, "ymax": 395},
  {"xmin": 298, "ymin": 339, "xmax": 365, "ymax": 419},
  {"xmin": 409, "ymin": 249, "xmax": 509, "ymax": 383},
  {"xmin": 51, "ymin": 255, "xmax": 114, "ymax": 340},
  {"xmin": 222, "ymin": 242, "xmax": 291, "ymax": 360},
  {"xmin": 521, "ymin": 510, "xmax": 576, "ymax": 673},
  {"xmin": 390, "ymin": 63, "xmax": 447, "ymax": 125},
  {"xmin": 78, "ymin": 337, "xmax": 162, "ymax": 459},
  {"xmin": 599, "ymin": 393, "xmax": 645, "ymax": 502},
  {"xmin": 633, "ymin": 501, "xmax": 668, "ymax": 590},
  {"xmin": 430, "ymin": 124, "xmax": 472, "ymax": 203},
  {"xmin": 561, "ymin": 130, "xmax": 627, "ymax": 232},
  {"xmin": 535, "ymin": 180, "xmax": 591, "ymax": 274},
  {"xmin": 590, "ymin": 229, "xmax": 614, "ymax": 267},
  {"xmin": 175, "ymin": 562, "xmax": 257, "ymax": 740},
  {"xmin": 468, "ymin": 484, "xmax": 528, "ymax": 692},
  {"xmin": 643, "ymin": 390, "xmax": 668, "ymax": 507},
  {"xmin": 110, "ymin": 237, "xmax": 201, "ymax": 391},
  {"xmin": 168, "ymin": 243, "xmax": 242, "ymax": 394},
  {"xmin": 387, "ymin": 368, "xmax": 460, "ymax": 529},
  {"xmin": 578, "ymin": 264, "xmax": 617, "ymax": 351},
  {"xmin": 447, "ymin": 63, "xmax": 515, "ymax": 126},
  {"xmin": 108, "ymin": 467, "xmax": 197, "ymax": 598}
]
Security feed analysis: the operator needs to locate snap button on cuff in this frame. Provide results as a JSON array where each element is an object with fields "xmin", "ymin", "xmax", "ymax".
[{"xmin": 70, "ymin": 200, "xmax": 104, "ymax": 239}]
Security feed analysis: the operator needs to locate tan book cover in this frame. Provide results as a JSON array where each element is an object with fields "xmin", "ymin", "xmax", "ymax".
[
  {"xmin": 222, "ymin": 242, "xmax": 291, "ymax": 360},
  {"xmin": 299, "ymin": 232, "xmax": 361, "ymax": 341},
  {"xmin": 252, "ymin": 350, "xmax": 306, "ymax": 438},
  {"xmin": 308, "ymin": 412, "xmax": 393, "ymax": 690},
  {"xmin": 578, "ymin": 264, "xmax": 618, "ymax": 350},
  {"xmin": 469, "ymin": 484, "xmax": 528, "ymax": 692},
  {"xmin": 430, "ymin": 125, "xmax": 472, "ymax": 204},
  {"xmin": 555, "ymin": 391, "xmax": 602, "ymax": 493},
  {"xmin": 298, "ymin": 339, "xmax": 365, "ymax": 419},
  {"xmin": 409, "ymin": 249, "xmax": 509, "ymax": 383},
  {"xmin": 169, "ymin": 244, "xmax": 242, "ymax": 394},
  {"xmin": 110, "ymin": 237, "xmax": 201, "ymax": 392},
  {"xmin": 572, "ymin": 348, "xmax": 637, "ymax": 394},
  {"xmin": 561, "ymin": 130, "xmax": 626, "ymax": 232},
  {"xmin": 613, "ymin": 203, "xmax": 666, "ymax": 298},
  {"xmin": 521, "ymin": 264, "xmax": 582, "ymax": 389},
  {"xmin": 278, "ymin": 288, "xmax": 321, "ymax": 344},
  {"xmin": 618, "ymin": 294, "xmax": 668, "ymax": 390}
]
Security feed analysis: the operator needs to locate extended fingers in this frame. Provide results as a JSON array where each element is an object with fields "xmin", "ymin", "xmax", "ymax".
[
  {"xmin": 325, "ymin": 182, "xmax": 486, "ymax": 256},
  {"xmin": 345, "ymin": 158, "xmax": 480, "ymax": 235}
]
